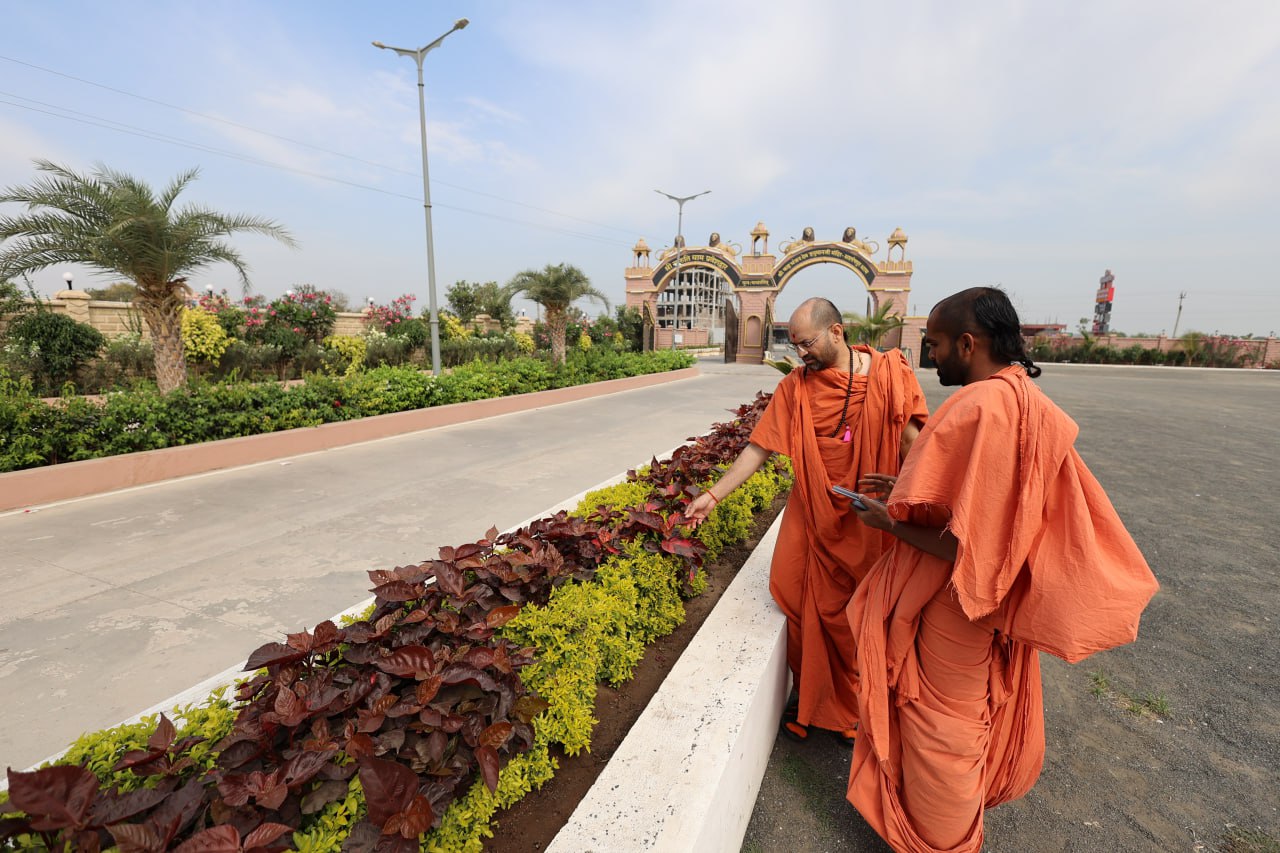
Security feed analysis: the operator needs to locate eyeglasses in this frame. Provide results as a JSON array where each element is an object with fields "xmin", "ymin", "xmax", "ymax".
[{"xmin": 788, "ymin": 332, "xmax": 824, "ymax": 353}]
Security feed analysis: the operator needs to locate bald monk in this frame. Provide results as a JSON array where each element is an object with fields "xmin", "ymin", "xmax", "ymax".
[
  {"xmin": 687, "ymin": 297, "xmax": 927, "ymax": 744},
  {"xmin": 843, "ymin": 287, "xmax": 1159, "ymax": 852}
]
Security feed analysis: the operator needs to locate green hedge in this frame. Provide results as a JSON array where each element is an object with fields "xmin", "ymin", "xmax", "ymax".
[
  {"xmin": 0, "ymin": 350, "xmax": 694, "ymax": 472},
  {"xmin": 0, "ymin": 458, "xmax": 790, "ymax": 852}
]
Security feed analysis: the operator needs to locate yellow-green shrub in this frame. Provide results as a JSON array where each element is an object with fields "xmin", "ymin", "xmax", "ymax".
[
  {"xmin": 695, "ymin": 456, "xmax": 792, "ymax": 561},
  {"xmin": 291, "ymin": 778, "xmax": 364, "ymax": 853},
  {"xmin": 322, "ymin": 334, "xmax": 367, "ymax": 376},
  {"xmin": 181, "ymin": 307, "xmax": 233, "ymax": 363},
  {"xmin": 421, "ymin": 742, "xmax": 558, "ymax": 852},
  {"xmin": 440, "ymin": 312, "xmax": 471, "ymax": 341},
  {"xmin": 578, "ymin": 332, "xmax": 592, "ymax": 351},
  {"xmin": 570, "ymin": 478, "xmax": 654, "ymax": 518},
  {"xmin": 513, "ymin": 331, "xmax": 535, "ymax": 354},
  {"xmin": 571, "ymin": 460, "xmax": 791, "ymax": 564}
]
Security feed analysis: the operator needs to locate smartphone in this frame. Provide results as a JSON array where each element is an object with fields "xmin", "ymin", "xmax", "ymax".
[{"xmin": 831, "ymin": 484, "xmax": 868, "ymax": 511}]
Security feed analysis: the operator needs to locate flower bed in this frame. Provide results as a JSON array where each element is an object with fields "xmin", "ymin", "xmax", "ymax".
[
  {"xmin": 1, "ymin": 392, "xmax": 790, "ymax": 852},
  {"xmin": 0, "ymin": 350, "xmax": 694, "ymax": 472}
]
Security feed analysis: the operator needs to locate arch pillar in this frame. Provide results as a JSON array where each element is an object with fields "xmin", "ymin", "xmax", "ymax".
[
  {"xmin": 868, "ymin": 266, "xmax": 913, "ymax": 349},
  {"xmin": 733, "ymin": 289, "xmax": 772, "ymax": 363}
]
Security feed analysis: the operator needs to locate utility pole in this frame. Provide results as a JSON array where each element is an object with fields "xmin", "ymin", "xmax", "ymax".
[
  {"xmin": 373, "ymin": 18, "xmax": 470, "ymax": 375},
  {"xmin": 1172, "ymin": 291, "xmax": 1187, "ymax": 338}
]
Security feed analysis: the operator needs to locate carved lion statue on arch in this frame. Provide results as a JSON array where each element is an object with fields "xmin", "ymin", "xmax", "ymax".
[{"xmin": 781, "ymin": 226, "xmax": 817, "ymax": 255}]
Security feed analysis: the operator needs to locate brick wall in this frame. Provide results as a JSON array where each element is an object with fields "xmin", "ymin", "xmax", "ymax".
[{"xmin": 2, "ymin": 291, "xmax": 375, "ymax": 340}]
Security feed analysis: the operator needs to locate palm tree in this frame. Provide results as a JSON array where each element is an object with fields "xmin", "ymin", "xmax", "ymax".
[
  {"xmin": 0, "ymin": 160, "xmax": 296, "ymax": 392},
  {"xmin": 842, "ymin": 301, "xmax": 906, "ymax": 348},
  {"xmin": 507, "ymin": 263, "xmax": 609, "ymax": 365}
]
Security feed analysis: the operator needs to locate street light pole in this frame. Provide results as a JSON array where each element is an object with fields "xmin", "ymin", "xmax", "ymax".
[
  {"xmin": 374, "ymin": 18, "xmax": 469, "ymax": 375},
  {"xmin": 654, "ymin": 189, "xmax": 710, "ymax": 342}
]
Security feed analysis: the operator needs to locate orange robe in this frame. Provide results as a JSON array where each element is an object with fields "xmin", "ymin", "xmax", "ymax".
[
  {"xmin": 750, "ymin": 347, "xmax": 928, "ymax": 732},
  {"xmin": 846, "ymin": 365, "xmax": 1160, "ymax": 853}
]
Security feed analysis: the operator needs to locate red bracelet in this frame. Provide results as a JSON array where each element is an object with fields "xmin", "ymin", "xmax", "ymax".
[{"xmin": 706, "ymin": 489, "xmax": 720, "ymax": 505}]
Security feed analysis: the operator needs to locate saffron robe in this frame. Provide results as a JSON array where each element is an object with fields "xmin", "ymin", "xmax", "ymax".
[
  {"xmin": 846, "ymin": 365, "xmax": 1159, "ymax": 853},
  {"xmin": 750, "ymin": 347, "xmax": 928, "ymax": 732}
]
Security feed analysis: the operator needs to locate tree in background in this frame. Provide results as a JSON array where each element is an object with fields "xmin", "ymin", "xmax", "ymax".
[
  {"xmin": 0, "ymin": 160, "xmax": 295, "ymax": 392},
  {"xmin": 326, "ymin": 289, "xmax": 353, "ymax": 312},
  {"xmin": 842, "ymin": 302, "xmax": 906, "ymax": 348},
  {"xmin": 506, "ymin": 263, "xmax": 609, "ymax": 366},
  {"xmin": 446, "ymin": 279, "xmax": 517, "ymax": 327},
  {"xmin": 613, "ymin": 306, "xmax": 644, "ymax": 352},
  {"xmin": 1178, "ymin": 331, "xmax": 1206, "ymax": 364},
  {"xmin": 5, "ymin": 310, "xmax": 104, "ymax": 393},
  {"xmin": 83, "ymin": 282, "xmax": 138, "ymax": 302},
  {"xmin": 0, "ymin": 278, "xmax": 30, "ymax": 322}
]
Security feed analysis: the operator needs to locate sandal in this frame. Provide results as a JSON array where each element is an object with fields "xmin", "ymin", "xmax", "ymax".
[
  {"xmin": 780, "ymin": 696, "xmax": 809, "ymax": 742},
  {"xmin": 832, "ymin": 727, "xmax": 857, "ymax": 747}
]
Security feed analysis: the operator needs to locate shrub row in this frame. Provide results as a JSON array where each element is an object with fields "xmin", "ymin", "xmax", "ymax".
[
  {"xmin": 0, "ymin": 350, "xmax": 695, "ymax": 473},
  {"xmin": 1, "ymin": 392, "xmax": 790, "ymax": 852},
  {"xmin": 1028, "ymin": 335, "xmax": 1270, "ymax": 368}
]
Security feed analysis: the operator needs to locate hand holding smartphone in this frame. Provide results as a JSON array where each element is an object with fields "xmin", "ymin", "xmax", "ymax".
[{"xmin": 831, "ymin": 484, "xmax": 868, "ymax": 511}]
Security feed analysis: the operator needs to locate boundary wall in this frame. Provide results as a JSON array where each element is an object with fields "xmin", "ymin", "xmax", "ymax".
[
  {"xmin": 896, "ymin": 315, "xmax": 1278, "ymax": 368},
  {"xmin": 1, "ymin": 293, "xmax": 533, "ymax": 339}
]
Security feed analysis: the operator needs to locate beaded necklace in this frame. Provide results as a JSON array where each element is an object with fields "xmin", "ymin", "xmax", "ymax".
[{"xmin": 829, "ymin": 346, "xmax": 857, "ymax": 439}]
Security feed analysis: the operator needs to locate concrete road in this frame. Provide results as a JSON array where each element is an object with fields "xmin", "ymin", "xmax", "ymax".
[{"xmin": 0, "ymin": 358, "xmax": 782, "ymax": 772}]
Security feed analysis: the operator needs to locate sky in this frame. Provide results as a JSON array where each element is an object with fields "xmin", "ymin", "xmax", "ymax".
[{"xmin": 2, "ymin": 0, "xmax": 1279, "ymax": 336}]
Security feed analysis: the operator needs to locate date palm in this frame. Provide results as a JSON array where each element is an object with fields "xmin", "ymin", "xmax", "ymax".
[
  {"xmin": 842, "ymin": 301, "xmax": 906, "ymax": 348},
  {"xmin": 507, "ymin": 263, "xmax": 609, "ymax": 365},
  {"xmin": 0, "ymin": 160, "xmax": 296, "ymax": 391}
]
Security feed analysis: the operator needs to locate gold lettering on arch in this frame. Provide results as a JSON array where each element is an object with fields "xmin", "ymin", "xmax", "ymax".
[
  {"xmin": 773, "ymin": 244, "xmax": 877, "ymax": 287},
  {"xmin": 652, "ymin": 252, "xmax": 742, "ymax": 288}
]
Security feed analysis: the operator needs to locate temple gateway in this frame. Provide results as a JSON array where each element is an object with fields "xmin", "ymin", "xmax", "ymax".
[{"xmin": 624, "ymin": 223, "xmax": 913, "ymax": 363}]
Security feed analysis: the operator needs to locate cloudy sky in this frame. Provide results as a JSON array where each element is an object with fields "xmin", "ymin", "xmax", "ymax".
[{"xmin": 3, "ymin": 0, "xmax": 1278, "ymax": 335}]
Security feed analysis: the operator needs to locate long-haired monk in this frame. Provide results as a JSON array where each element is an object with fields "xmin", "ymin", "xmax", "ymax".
[
  {"xmin": 687, "ymin": 296, "xmax": 927, "ymax": 744},
  {"xmin": 844, "ymin": 286, "xmax": 1159, "ymax": 852}
]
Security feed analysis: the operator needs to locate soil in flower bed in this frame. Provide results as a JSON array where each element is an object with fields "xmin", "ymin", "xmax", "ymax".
[{"xmin": 487, "ymin": 489, "xmax": 790, "ymax": 852}]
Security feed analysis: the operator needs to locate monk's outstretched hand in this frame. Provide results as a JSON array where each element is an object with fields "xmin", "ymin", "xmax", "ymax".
[
  {"xmin": 850, "ymin": 495, "xmax": 896, "ymax": 532},
  {"xmin": 857, "ymin": 473, "xmax": 898, "ymax": 500},
  {"xmin": 685, "ymin": 491, "xmax": 717, "ymax": 526}
]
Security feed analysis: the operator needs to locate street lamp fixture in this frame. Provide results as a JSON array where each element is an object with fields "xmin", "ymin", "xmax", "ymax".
[
  {"xmin": 62, "ymin": 271, "xmax": 74, "ymax": 286},
  {"xmin": 373, "ymin": 18, "xmax": 469, "ymax": 375},
  {"xmin": 654, "ymin": 189, "xmax": 710, "ymax": 344}
]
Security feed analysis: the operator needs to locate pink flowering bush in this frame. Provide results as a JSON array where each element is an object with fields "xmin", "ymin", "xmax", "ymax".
[
  {"xmin": 192, "ymin": 288, "xmax": 246, "ymax": 338},
  {"xmin": 369, "ymin": 294, "xmax": 429, "ymax": 349},
  {"xmin": 368, "ymin": 294, "xmax": 416, "ymax": 330},
  {"xmin": 242, "ymin": 287, "xmax": 337, "ymax": 357}
]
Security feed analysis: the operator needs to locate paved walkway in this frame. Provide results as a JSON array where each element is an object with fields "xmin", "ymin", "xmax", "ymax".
[{"xmin": 0, "ymin": 358, "xmax": 782, "ymax": 772}]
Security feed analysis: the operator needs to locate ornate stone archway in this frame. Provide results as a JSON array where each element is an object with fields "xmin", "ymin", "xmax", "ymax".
[{"xmin": 624, "ymin": 224, "xmax": 913, "ymax": 363}]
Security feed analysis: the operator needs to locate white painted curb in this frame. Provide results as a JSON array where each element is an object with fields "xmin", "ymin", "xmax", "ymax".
[{"xmin": 548, "ymin": 509, "xmax": 789, "ymax": 853}]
